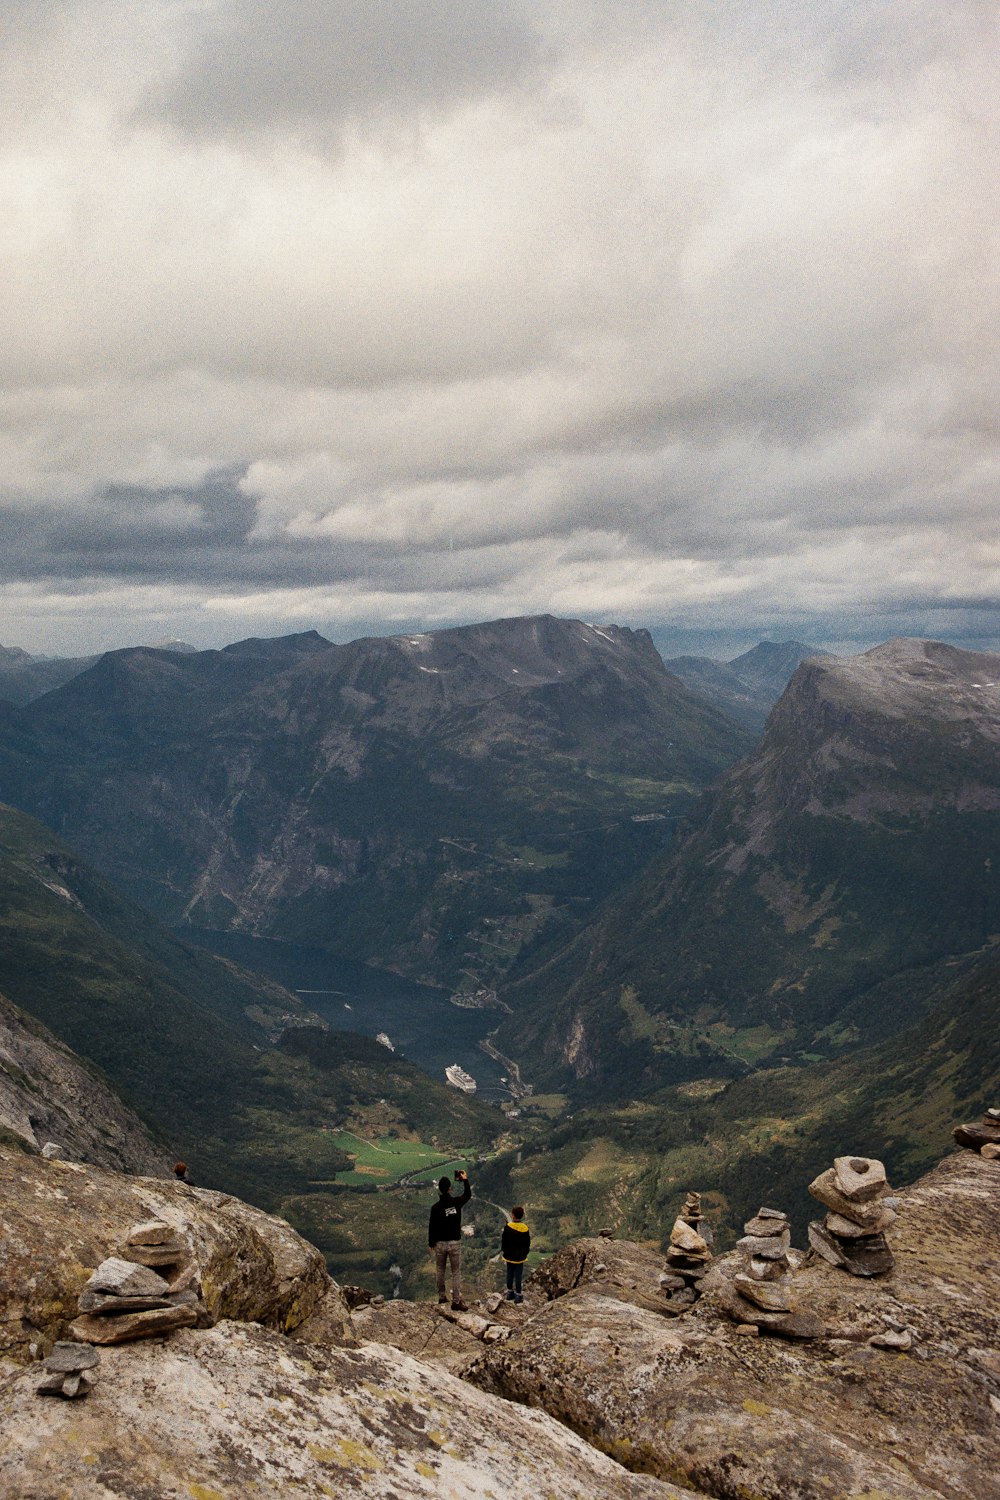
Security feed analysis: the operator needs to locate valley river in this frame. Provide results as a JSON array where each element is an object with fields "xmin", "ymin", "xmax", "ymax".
[{"xmin": 178, "ymin": 929, "xmax": 511, "ymax": 1101}]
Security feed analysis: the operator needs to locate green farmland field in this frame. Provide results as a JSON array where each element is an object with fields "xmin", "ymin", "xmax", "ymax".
[{"xmin": 328, "ymin": 1131, "xmax": 470, "ymax": 1186}]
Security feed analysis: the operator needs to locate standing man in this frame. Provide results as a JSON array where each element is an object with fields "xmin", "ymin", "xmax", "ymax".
[{"xmin": 428, "ymin": 1168, "xmax": 471, "ymax": 1310}]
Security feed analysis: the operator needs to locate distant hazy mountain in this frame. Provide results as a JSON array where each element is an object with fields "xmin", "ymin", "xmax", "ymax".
[
  {"xmin": 148, "ymin": 637, "xmax": 198, "ymax": 653},
  {"xmin": 0, "ymin": 615, "xmax": 753, "ymax": 985},
  {"xmin": 0, "ymin": 651, "xmax": 101, "ymax": 707},
  {"xmin": 662, "ymin": 639, "xmax": 831, "ymax": 731},
  {"xmin": 0, "ymin": 636, "xmax": 199, "ymax": 707},
  {"xmin": 498, "ymin": 638, "xmax": 1000, "ymax": 1093}
]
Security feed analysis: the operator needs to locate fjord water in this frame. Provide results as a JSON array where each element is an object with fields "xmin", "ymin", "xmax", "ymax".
[{"xmin": 178, "ymin": 928, "xmax": 510, "ymax": 1099}]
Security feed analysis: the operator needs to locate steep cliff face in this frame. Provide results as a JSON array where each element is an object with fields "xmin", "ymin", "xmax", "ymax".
[
  {"xmin": 0, "ymin": 993, "xmax": 170, "ymax": 1174},
  {"xmin": 501, "ymin": 638, "xmax": 1000, "ymax": 1089},
  {"xmin": 0, "ymin": 616, "xmax": 751, "ymax": 984}
]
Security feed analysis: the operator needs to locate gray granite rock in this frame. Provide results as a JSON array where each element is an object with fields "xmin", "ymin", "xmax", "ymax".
[
  {"xmin": 70, "ymin": 1303, "xmax": 200, "ymax": 1344},
  {"xmin": 953, "ymin": 1121, "xmax": 1000, "ymax": 1151},
  {"xmin": 825, "ymin": 1207, "xmax": 897, "ymax": 1238},
  {"xmin": 36, "ymin": 1368, "xmax": 95, "ymax": 1399},
  {"xmin": 809, "ymin": 1221, "xmax": 893, "ymax": 1278},
  {"xmin": 738, "ymin": 1231, "xmax": 791, "ymax": 1259},
  {"xmin": 121, "ymin": 1240, "xmax": 189, "ymax": 1266},
  {"xmin": 42, "ymin": 1342, "xmax": 99, "ymax": 1373},
  {"xmin": 733, "ymin": 1274, "xmax": 792, "ymax": 1312},
  {"xmin": 126, "ymin": 1220, "xmax": 175, "ymax": 1246},
  {"xmin": 40, "ymin": 1143, "xmax": 65, "ymax": 1161},
  {"xmin": 748, "ymin": 1254, "xmax": 789, "ymax": 1281},
  {"xmin": 807, "ymin": 1169, "xmax": 892, "ymax": 1227},
  {"xmin": 658, "ymin": 1274, "xmax": 686, "ymax": 1292},
  {"xmin": 807, "ymin": 1220, "xmax": 850, "ymax": 1269},
  {"xmin": 669, "ymin": 1220, "xmax": 710, "ymax": 1255},
  {"xmin": 768, "ymin": 1309, "xmax": 826, "ymax": 1340},
  {"xmin": 83, "ymin": 1258, "xmax": 172, "ymax": 1299},
  {"xmin": 838, "ymin": 1235, "xmax": 894, "ymax": 1279},
  {"xmin": 870, "ymin": 1328, "xmax": 914, "ymax": 1351},
  {"xmin": 833, "ymin": 1156, "xmax": 888, "ymax": 1203},
  {"xmin": 77, "ymin": 1289, "xmax": 173, "ymax": 1315},
  {"xmin": 743, "ymin": 1215, "xmax": 789, "ymax": 1238}
]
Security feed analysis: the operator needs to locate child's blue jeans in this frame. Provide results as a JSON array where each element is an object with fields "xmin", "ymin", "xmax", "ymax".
[{"xmin": 505, "ymin": 1261, "xmax": 524, "ymax": 1295}]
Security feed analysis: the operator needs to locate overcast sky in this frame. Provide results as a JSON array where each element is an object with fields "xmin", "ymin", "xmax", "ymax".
[{"xmin": 1, "ymin": 0, "xmax": 997, "ymax": 657}]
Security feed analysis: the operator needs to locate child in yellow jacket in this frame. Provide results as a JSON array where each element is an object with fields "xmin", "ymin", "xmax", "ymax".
[{"xmin": 501, "ymin": 1206, "xmax": 530, "ymax": 1303}]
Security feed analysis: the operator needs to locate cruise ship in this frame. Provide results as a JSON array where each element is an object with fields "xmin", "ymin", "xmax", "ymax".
[{"xmin": 444, "ymin": 1063, "xmax": 477, "ymax": 1094}]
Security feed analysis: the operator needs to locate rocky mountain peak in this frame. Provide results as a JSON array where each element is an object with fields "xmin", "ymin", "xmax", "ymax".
[
  {"xmin": 756, "ymin": 637, "xmax": 1000, "ymax": 810},
  {"xmin": 804, "ymin": 637, "xmax": 1000, "ymax": 728},
  {"xmin": 728, "ymin": 638, "xmax": 828, "ymax": 695},
  {"xmin": 380, "ymin": 613, "xmax": 667, "ymax": 692},
  {"xmin": 662, "ymin": 638, "xmax": 830, "ymax": 731}
]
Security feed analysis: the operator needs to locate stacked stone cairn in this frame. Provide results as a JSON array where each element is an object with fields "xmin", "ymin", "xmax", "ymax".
[
  {"xmin": 660, "ymin": 1192, "xmax": 713, "ymax": 1313},
  {"xmin": 36, "ymin": 1341, "xmax": 100, "ymax": 1399},
  {"xmin": 720, "ymin": 1206, "xmax": 823, "ymax": 1339},
  {"xmin": 807, "ymin": 1156, "xmax": 896, "ymax": 1277},
  {"xmin": 68, "ymin": 1219, "xmax": 205, "ymax": 1347},
  {"xmin": 953, "ymin": 1106, "xmax": 1000, "ymax": 1160}
]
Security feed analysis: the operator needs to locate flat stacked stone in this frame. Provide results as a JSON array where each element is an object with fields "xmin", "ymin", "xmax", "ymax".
[
  {"xmin": 807, "ymin": 1156, "xmax": 895, "ymax": 1277},
  {"xmin": 36, "ymin": 1341, "xmax": 99, "ymax": 1399},
  {"xmin": 121, "ymin": 1219, "xmax": 191, "ymax": 1268},
  {"xmin": 680, "ymin": 1191, "xmax": 703, "ymax": 1227},
  {"xmin": 953, "ymin": 1107, "xmax": 1000, "ymax": 1154},
  {"xmin": 661, "ymin": 1199, "xmax": 713, "ymax": 1313},
  {"xmin": 69, "ymin": 1220, "xmax": 205, "ymax": 1346},
  {"xmin": 719, "ymin": 1207, "xmax": 822, "ymax": 1339}
]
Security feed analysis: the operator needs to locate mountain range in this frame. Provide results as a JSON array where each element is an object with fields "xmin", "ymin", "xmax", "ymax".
[
  {"xmin": 1, "ymin": 616, "xmax": 998, "ymax": 1294},
  {"xmin": 0, "ymin": 615, "xmax": 753, "ymax": 987}
]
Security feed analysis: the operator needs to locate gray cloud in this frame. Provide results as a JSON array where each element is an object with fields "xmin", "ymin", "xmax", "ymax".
[
  {"xmin": 0, "ymin": 0, "xmax": 996, "ymax": 655},
  {"xmin": 149, "ymin": 0, "xmax": 545, "ymax": 143}
]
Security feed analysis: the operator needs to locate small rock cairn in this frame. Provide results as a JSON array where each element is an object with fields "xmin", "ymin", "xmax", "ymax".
[
  {"xmin": 807, "ymin": 1156, "xmax": 896, "ymax": 1277},
  {"xmin": 73, "ymin": 1221, "xmax": 203, "ymax": 1344},
  {"xmin": 661, "ymin": 1192, "xmax": 713, "ymax": 1312},
  {"xmin": 36, "ymin": 1341, "xmax": 100, "ymax": 1400},
  {"xmin": 953, "ymin": 1106, "xmax": 1000, "ymax": 1159},
  {"xmin": 721, "ymin": 1206, "xmax": 823, "ymax": 1339},
  {"xmin": 37, "ymin": 1218, "xmax": 204, "ymax": 1399}
]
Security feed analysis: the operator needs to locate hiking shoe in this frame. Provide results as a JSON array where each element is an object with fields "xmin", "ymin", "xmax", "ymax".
[
  {"xmin": 451, "ymin": 1300, "xmax": 469, "ymax": 1312},
  {"xmin": 437, "ymin": 1296, "xmax": 448, "ymax": 1304},
  {"xmin": 514, "ymin": 1294, "xmax": 524, "ymax": 1304}
]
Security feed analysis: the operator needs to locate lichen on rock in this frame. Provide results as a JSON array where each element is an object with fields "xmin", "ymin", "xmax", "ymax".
[{"xmin": 0, "ymin": 1146, "xmax": 329, "ymax": 1362}]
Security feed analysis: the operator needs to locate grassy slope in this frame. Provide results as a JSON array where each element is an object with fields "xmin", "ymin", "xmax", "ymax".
[{"xmin": 474, "ymin": 943, "xmax": 1000, "ymax": 1259}]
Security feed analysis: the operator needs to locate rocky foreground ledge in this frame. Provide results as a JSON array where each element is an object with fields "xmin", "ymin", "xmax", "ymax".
[{"xmin": 2, "ymin": 1146, "xmax": 1000, "ymax": 1498}]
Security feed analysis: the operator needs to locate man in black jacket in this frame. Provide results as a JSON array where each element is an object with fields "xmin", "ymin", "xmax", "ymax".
[{"xmin": 428, "ymin": 1169, "xmax": 471, "ymax": 1310}]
